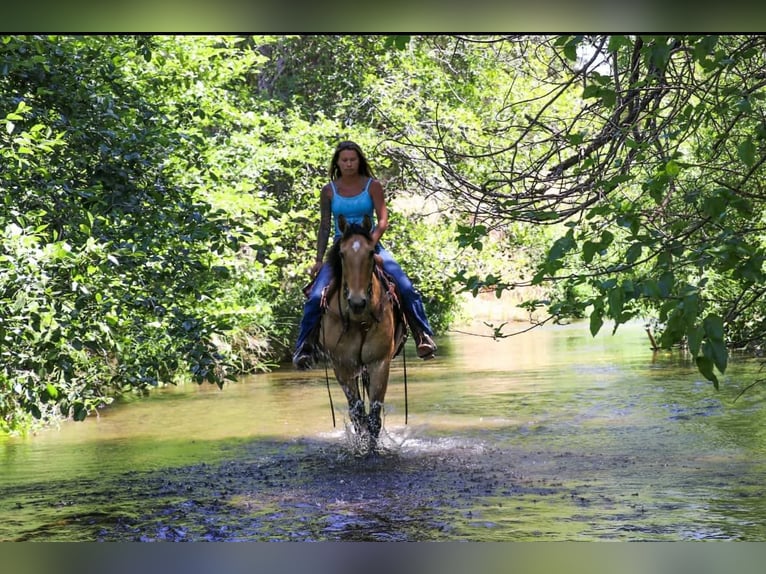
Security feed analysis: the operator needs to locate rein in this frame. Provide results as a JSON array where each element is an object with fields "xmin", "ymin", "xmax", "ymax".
[{"xmin": 321, "ymin": 319, "xmax": 336, "ymax": 428}]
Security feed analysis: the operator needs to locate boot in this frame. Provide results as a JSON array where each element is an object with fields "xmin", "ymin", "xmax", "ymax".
[
  {"xmin": 292, "ymin": 343, "xmax": 315, "ymax": 370},
  {"xmin": 415, "ymin": 332, "xmax": 436, "ymax": 360},
  {"xmin": 293, "ymin": 323, "xmax": 321, "ymax": 370}
]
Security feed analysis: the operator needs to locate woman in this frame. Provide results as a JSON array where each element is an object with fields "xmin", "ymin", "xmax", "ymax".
[{"xmin": 293, "ymin": 140, "xmax": 437, "ymax": 369}]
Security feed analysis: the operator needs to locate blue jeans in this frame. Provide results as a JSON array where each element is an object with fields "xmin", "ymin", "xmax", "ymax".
[{"xmin": 294, "ymin": 244, "xmax": 434, "ymax": 353}]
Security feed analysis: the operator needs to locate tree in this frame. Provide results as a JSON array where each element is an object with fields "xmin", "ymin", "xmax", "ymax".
[
  {"xmin": 0, "ymin": 34, "xmax": 468, "ymax": 433},
  {"xmin": 393, "ymin": 35, "xmax": 766, "ymax": 388},
  {"xmin": 0, "ymin": 35, "xmax": 253, "ymax": 431}
]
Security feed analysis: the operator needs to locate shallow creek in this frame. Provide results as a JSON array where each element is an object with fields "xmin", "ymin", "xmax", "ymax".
[{"xmin": 2, "ymin": 322, "xmax": 765, "ymax": 541}]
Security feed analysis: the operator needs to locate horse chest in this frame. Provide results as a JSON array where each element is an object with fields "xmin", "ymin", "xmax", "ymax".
[{"xmin": 325, "ymin": 319, "xmax": 392, "ymax": 364}]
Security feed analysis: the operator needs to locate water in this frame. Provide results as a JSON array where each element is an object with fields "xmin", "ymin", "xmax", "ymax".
[{"xmin": 1, "ymin": 321, "xmax": 765, "ymax": 541}]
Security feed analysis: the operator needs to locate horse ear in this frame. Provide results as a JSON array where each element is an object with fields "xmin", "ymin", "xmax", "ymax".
[
  {"xmin": 362, "ymin": 214, "xmax": 372, "ymax": 233},
  {"xmin": 338, "ymin": 215, "xmax": 348, "ymax": 233}
]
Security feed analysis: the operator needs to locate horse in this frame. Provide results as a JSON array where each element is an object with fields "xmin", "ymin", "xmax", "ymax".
[{"xmin": 318, "ymin": 214, "xmax": 406, "ymax": 453}]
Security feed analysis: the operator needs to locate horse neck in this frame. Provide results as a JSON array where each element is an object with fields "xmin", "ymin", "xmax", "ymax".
[{"xmin": 368, "ymin": 266, "xmax": 383, "ymax": 301}]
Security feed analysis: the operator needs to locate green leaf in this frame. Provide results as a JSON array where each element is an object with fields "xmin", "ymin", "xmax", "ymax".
[
  {"xmin": 530, "ymin": 210, "xmax": 561, "ymax": 222},
  {"xmin": 385, "ymin": 35, "xmax": 411, "ymax": 50},
  {"xmin": 702, "ymin": 313, "xmax": 724, "ymax": 342},
  {"xmin": 582, "ymin": 84, "xmax": 601, "ymax": 100},
  {"xmin": 738, "ymin": 137, "xmax": 755, "ymax": 167},
  {"xmin": 608, "ymin": 35, "xmax": 632, "ymax": 52},
  {"xmin": 45, "ymin": 383, "xmax": 59, "ymax": 400},
  {"xmin": 625, "ymin": 242, "xmax": 643, "ymax": 264},
  {"xmin": 590, "ymin": 309, "xmax": 604, "ymax": 336},
  {"xmin": 686, "ymin": 324, "xmax": 704, "ymax": 355},
  {"xmin": 602, "ymin": 173, "xmax": 634, "ymax": 192},
  {"xmin": 599, "ymin": 88, "xmax": 616, "ymax": 107},
  {"xmin": 701, "ymin": 192, "xmax": 728, "ymax": 218},
  {"xmin": 648, "ymin": 42, "xmax": 671, "ymax": 72},
  {"xmin": 695, "ymin": 356, "xmax": 719, "ymax": 389},
  {"xmin": 393, "ymin": 35, "xmax": 411, "ymax": 50},
  {"xmin": 73, "ymin": 402, "xmax": 88, "ymax": 421},
  {"xmin": 736, "ymin": 97, "xmax": 752, "ymax": 113},
  {"xmin": 566, "ymin": 132, "xmax": 585, "ymax": 145},
  {"xmin": 49, "ymin": 241, "xmax": 73, "ymax": 260},
  {"xmin": 709, "ymin": 339, "xmax": 728, "ymax": 373},
  {"xmin": 693, "ymin": 35, "xmax": 718, "ymax": 61},
  {"xmin": 644, "ymin": 173, "xmax": 669, "ymax": 204},
  {"xmin": 582, "ymin": 86, "xmax": 616, "ymax": 107},
  {"xmin": 583, "ymin": 240, "xmax": 598, "ymax": 263},
  {"xmin": 607, "ymin": 287, "xmax": 624, "ymax": 319},
  {"xmin": 586, "ymin": 204, "xmax": 609, "ymax": 220},
  {"xmin": 546, "ymin": 230, "xmax": 576, "ymax": 264},
  {"xmin": 455, "ymin": 224, "xmax": 487, "ymax": 250},
  {"xmin": 658, "ymin": 271, "xmax": 674, "ymax": 297},
  {"xmin": 665, "ymin": 160, "xmax": 681, "ymax": 177},
  {"xmin": 531, "ymin": 269, "xmax": 546, "ymax": 285},
  {"xmin": 681, "ymin": 292, "xmax": 699, "ymax": 320},
  {"xmin": 564, "ymin": 43, "xmax": 578, "ymax": 62},
  {"xmin": 642, "ymin": 278, "xmax": 661, "ymax": 298}
]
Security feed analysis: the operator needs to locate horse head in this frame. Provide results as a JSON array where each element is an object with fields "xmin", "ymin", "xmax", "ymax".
[{"xmin": 337, "ymin": 214, "xmax": 376, "ymax": 316}]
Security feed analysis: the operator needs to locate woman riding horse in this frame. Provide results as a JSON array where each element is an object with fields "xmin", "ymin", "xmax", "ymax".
[{"xmin": 293, "ymin": 140, "xmax": 436, "ymax": 370}]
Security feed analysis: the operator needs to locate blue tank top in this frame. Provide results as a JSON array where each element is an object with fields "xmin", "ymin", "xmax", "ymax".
[{"xmin": 331, "ymin": 178, "xmax": 375, "ymax": 239}]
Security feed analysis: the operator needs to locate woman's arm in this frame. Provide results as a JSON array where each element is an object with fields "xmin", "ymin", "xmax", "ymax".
[
  {"xmin": 369, "ymin": 179, "xmax": 388, "ymax": 245},
  {"xmin": 310, "ymin": 185, "xmax": 333, "ymax": 277}
]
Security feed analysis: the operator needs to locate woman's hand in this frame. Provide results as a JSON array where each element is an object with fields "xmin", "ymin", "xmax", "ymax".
[{"xmin": 309, "ymin": 260, "xmax": 323, "ymax": 278}]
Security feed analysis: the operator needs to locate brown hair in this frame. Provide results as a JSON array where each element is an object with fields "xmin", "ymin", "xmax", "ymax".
[{"xmin": 329, "ymin": 140, "xmax": 375, "ymax": 180}]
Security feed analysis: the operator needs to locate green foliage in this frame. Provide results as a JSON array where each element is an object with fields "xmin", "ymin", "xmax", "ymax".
[
  {"xmin": 1, "ymin": 34, "xmax": 470, "ymax": 434},
  {"xmin": 0, "ymin": 36, "xmax": 257, "ymax": 432},
  {"xmin": 8, "ymin": 33, "xmax": 763, "ymax": 431},
  {"xmin": 384, "ymin": 35, "xmax": 766, "ymax": 390}
]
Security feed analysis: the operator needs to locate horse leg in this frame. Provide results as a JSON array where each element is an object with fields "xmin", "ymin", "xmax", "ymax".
[
  {"xmin": 335, "ymin": 369, "xmax": 369, "ymax": 439},
  {"xmin": 349, "ymin": 394, "xmax": 368, "ymax": 437},
  {"xmin": 368, "ymin": 400, "xmax": 383, "ymax": 443},
  {"xmin": 365, "ymin": 361, "xmax": 391, "ymax": 449}
]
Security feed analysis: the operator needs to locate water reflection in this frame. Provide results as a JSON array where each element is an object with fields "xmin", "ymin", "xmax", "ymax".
[{"xmin": 1, "ymin": 321, "xmax": 765, "ymax": 541}]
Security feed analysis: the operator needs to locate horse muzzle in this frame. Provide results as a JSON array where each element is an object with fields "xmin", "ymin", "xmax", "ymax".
[{"xmin": 347, "ymin": 294, "xmax": 368, "ymax": 315}]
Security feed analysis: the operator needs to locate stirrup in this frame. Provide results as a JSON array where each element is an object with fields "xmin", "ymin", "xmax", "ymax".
[{"xmin": 416, "ymin": 334, "xmax": 436, "ymax": 360}]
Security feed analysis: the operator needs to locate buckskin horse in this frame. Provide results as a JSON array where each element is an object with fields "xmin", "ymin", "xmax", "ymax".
[{"xmin": 317, "ymin": 214, "xmax": 406, "ymax": 453}]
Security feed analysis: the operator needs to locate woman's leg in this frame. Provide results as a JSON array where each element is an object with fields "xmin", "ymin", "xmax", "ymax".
[
  {"xmin": 376, "ymin": 245, "xmax": 436, "ymax": 358},
  {"xmin": 293, "ymin": 263, "xmax": 333, "ymax": 369}
]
